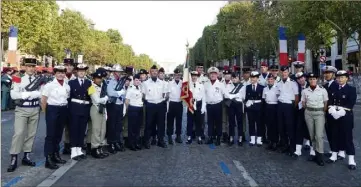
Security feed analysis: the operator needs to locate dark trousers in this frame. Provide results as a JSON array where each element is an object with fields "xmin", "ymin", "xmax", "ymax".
[
  {"xmin": 247, "ymin": 105, "xmax": 263, "ymax": 137},
  {"xmin": 187, "ymin": 101, "xmax": 203, "ymax": 137},
  {"xmin": 295, "ymin": 108, "xmax": 310, "ymax": 145},
  {"xmin": 331, "ymin": 112, "xmax": 355, "ymax": 155},
  {"xmin": 1, "ymin": 91, "xmax": 10, "ymax": 110},
  {"xmin": 325, "ymin": 114, "xmax": 335, "ymax": 151},
  {"xmin": 128, "ymin": 106, "xmax": 143, "ymax": 146},
  {"xmin": 106, "ymin": 103, "xmax": 124, "ymax": 144},
  {"xmin": 277, "ymin": 102, "xmax": 295, "ymax": 151},
  {"xmin": 70, "ymin": 113, "xmax": 89, "ymax": 147},
  {"xmin": 145, "ymin": 102, "xmax": 165, "ymax": 142},
  {"xmin": 44, "ymin": 105, "xmax": 67, "ymax": 156},
  {"xmin": 206, "ymin": 102, "xmax": 222, "ymax": 137},
  {"xmin": 265, "ymin": 104, "xmax": 278, "ymax": 143},
  {"xmin": 167, "ymin": 101, "xmax": 183, "ymax": 136},
  {"xmin": 228, "ymin": 101, "xmax": 243, "ymax": 137}
]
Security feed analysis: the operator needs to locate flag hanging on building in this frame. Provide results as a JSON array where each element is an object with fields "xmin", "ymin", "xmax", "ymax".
[
  {"xmin": 279, "ymin": 26, "xmax": 288, "ymax": 66},
  {"xmin": 180, "ymin": 46, "xmax": 194, "ymax": 114},
  {"xmin": 297, "ymin": 33, "xmax": 305, "ymax": 62}
]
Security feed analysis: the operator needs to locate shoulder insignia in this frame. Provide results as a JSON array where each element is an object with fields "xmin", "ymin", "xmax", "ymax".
[
  {"xmin": 319, "ymin": 85, "xmax": 323, "ymax": 88},
  {"xmin": 12, "ymin": 75, "xmax": 21, "ymax": 83}
]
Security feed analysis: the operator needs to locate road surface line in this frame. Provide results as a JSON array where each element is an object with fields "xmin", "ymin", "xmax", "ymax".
[
  {"xmin": 219, "ymin": 161, "xmax": 231, "ymax": 174},
  {"xmin": 233, "ymin": 160, "xmax": 258, "ymax": 187},
  {"xmin": 36, "ymin": 160, "xmax": 78, "ymax": 187}
]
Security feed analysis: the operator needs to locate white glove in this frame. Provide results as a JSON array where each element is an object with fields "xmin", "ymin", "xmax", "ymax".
[
  {"xmin": 332, "ymin": 112, "xmax": 341, "ymax": 120},
  {"xmin": 6, "ymin": 80, "xmax": 10, "ymax": 82},
  {"xmin": 123, "ymin": 106, "xmax": 126, "ymax": 117},
  {"xmin": 21, "ymin": 92, "xmax": 31, "ymax": 100},
  {"xmin": 193, "ymin": 101, "xmax": 197, "ymax": 111},
  {"xmin": 246, "ymin": 100, "xmax": 253, "ymax": 108},
  {"xmin": 229, "ymin": 94, "xmax": 236, "ymax": 100},
  {"xmin": 100, "ymin": 96, "xmax": 108, "ymax": 104},
  {"xmin": 328, "ymin": 106, "xmax": 336, "ymax": 115},
  {"xmin": 29, "ymin": 91, "xmax": 41, "ymax": 99},
  {"xmin": 337, "ymin": 108, "xmax": 346, "ymax": 117},
  {"xmin": 201, "ymin": 106, "xmax": 206, "ymax": 114},
  {"xmin": 116, "ymin": 90, "xmax": 125, "ymax": 97}
]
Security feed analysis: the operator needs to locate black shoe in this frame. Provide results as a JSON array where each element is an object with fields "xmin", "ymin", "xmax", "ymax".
[
  {"xmin": 337, "ymin": 156, "xmax": 345, "ymax": 160},
  {"xmin": 326, "ymin": 158, "xmax": 336, "ymax": 164},
  {"xmin": 324, "ymin": 152, "xmax": 332, "ymax": 157},
  {"xmin": 175, "ymin": 135, "xmax": 183, "ymax": 143},
  {"xmin": 99, "ymin": 146, "xmax": 109, "ymax": 157},
  {"xmin": 135, "ymin": 144, "xmax": 142, "ymax": 150},
  {"xmin": 201, "ymin": 134, "xmax": 206, "ymax": 140},
  {"xmin": 242, "ymin": 133, "xmax": 247, "ymax": 142},
  {"xmin": 228, "ymin": 139, "xmax": 234, "ymax": 146},
  {"xmin": 7, "ymin": 155, "xmax": 18, "ymax": 172},
  {"xmin": 316, "ymin": 152, "xmax": 324, "ymax": 166},
  {"xmin": 348, "ymin": 164, "xmax": 356, "ymax": 170},
  {"xmin": 45, "ymin": 154, "xmax": 59, "ymax": 170},
  {"xmin": 52, "ymin": 152, "xmax": 66, "ymax": 164},
  {"xmin": 303, "ymin": 145, "xmax": 310, "ymax": 151},
  {"xmin": 222, "ymin": 132, "xmax": 229, "ymax": 143},
  {"xmin": 129, "ymin": 144, "xmax": 137, "ymax": 151},
  {"xmin": 151, "ymin": 137, "xmax": 157, "ymax": 145},
  {"xmin": 263, "ymin": 137, "xmax": 270, "ymax": 144},
  {"xmin": 206, "ymin": 138, "xmax": 213, "ymax": 145},
  {"xmin": 186, "ymin": 138, "xmax": 192, "ymax": 144},
  {"xmin": 108, "ymin": 143, "xmax": 117, "ymax": 154},
  {"xmin": 124, "ymin": 137, "xmax": 129, "ymax": 148},
  {"xmin": 291, "ymin": 153, "xmax": 300, "ymax": 159},
  {"xmin": 197, "ymin": 139, "xmax": 203, "ymax": 144},
  {"xmin": 144, "ymin": 141, "xmax": 151, "ymax": 149},
  {"xmin": 22, "ymin": 152, "xmax": 36, "ymax": 166},
  {"xmin": 278, "ymin": 146, "xmax": 289, "ymax": 153},
  {"xmin": 192, "ymin": 131, "xmax": 196, "ymax": 139},
  {"xmin": 307, "ymin": 155, "xmax": 316, "ymax": 162},
  {"xmin": 115, "ymin": 142, "xmax": 126, "ymax": 152},
  {"xmin": 157, "ymin": 140, "xmax": 167, "ymax": 148},
  {"xmin": 215, "ymin": 137, "xmax": 221, "ymax": 146},
  {"xmin": 86, "ymin": 143, "xmax": 91, "ymax": 155},
  {"xmin": 238, "ymin": 141, "xmax": 243, "ymax": 146},
  {"xmin": 91, "ymin": 148, "xmax": 104, "ymax": 159},
  {"xmin": 266, "ymin": 143, "xmax": 274, "ymax": 150},
  {"xmin": 168, "ymin": 136, "xmax": 174, "ymax": 145},
  {"xmin": 63, "ymin": 143, "xmax": 71, "ymax": 155}
]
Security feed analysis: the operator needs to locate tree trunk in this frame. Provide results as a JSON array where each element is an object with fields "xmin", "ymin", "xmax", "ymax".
[{"xmin": 342, "ymin": 35, "xmax": 348, "ymax": 70}]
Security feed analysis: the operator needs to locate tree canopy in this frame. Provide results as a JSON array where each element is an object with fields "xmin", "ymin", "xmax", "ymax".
[
  {"xmin": 1, "ymin": 1, "xmax": 156, "ymax": 70},
  {"xmin": 190, "ymin": 1, "xmax": 361, "ymax": 69}
]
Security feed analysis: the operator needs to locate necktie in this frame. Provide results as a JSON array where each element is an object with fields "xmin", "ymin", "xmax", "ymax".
[
  {"xmin": 268, "ymin": 85, "xmax": 272, "ymax": 90},
  {"xmin": 252, "ymin": 85, "xmax": 255, "ymax": 92},
  {"xmin": 194, "ymin": 83, "xmax": 196, "ymax": 88},
  {"xmin": 135, "ymin": 86, "xmax": 139, "ymax": 90},
  {"xmin": 81, "ymin": 79, "xmax": 84, "ymax": 87},
  {"xmin": 29, "ymin": 76, "xmax": 32, "ymax": 83}
]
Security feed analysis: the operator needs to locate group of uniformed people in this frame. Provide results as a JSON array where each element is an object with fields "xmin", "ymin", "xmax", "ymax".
[{"xmin": 6, "ymin": 58, "xmax": 357, "ymax": 173}]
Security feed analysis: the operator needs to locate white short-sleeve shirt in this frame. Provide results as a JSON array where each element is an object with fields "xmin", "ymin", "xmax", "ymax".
[{"xmin": 42, "ymin": 79, "xmax": 70, "ymax": 106}]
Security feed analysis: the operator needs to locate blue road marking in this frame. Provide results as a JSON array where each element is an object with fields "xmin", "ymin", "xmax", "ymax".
[
  {"xmin": 209, "ymin": 144, "xmax": 215, "ymax": 150},
  {"xmin": 220, "ymin": 161, "xmax": 231, "ymax": 175},
  {"xmin": 3, "ymin": 176, "xmax": 23, "ymax": 187},
  {"xmin": 3, "ymin": 144, "xmax": 65, "ymax": 187}
]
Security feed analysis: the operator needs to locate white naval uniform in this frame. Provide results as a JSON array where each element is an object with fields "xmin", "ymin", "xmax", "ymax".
[
  {"xmin": 204, "ymin": 80, "xmax": 225, "ymax": 138},
  {"xmin": 258, "ymin": 72, "xmax": 270, "ymax": 86}
]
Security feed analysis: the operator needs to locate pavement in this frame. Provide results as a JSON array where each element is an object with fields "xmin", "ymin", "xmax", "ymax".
[{"xmin": 1, "ymin": 106, "xmax": 361, "ymax": 187}]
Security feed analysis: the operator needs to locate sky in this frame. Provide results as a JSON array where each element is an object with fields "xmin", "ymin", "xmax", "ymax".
[{"xmin": 57, "ymin": 1, "xmax": 227, "ymax": 72}]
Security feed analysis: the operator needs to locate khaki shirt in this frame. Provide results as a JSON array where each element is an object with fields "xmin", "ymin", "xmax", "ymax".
[{"xmin": 301, "ymin": 85, "xmax": 328, "ymax": 108}]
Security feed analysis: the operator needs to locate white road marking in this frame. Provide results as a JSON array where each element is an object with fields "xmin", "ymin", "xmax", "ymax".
[
  {"xmin": 36, "ymin": 160, "xmax": 78, "ymax": 187},
  {"xmin": 233, "ymin": 160, "xmax": 258, "ymax": 187}
]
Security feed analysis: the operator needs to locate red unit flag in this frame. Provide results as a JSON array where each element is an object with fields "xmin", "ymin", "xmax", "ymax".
[{"xmin": 180, "ymin": 47, "xmax": 194, "ymax": 114}]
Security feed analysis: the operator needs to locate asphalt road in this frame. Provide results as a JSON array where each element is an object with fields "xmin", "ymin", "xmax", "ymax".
[{"xmin": 1, "ymin": 106, "xmax": 361, "ymax": 187}]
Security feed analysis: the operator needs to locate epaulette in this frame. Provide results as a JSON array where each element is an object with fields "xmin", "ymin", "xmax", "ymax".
[
  {"xmin": 12, "ymin": 75, "xmax": 21, "ymax": 83},
  {"xmin": 319, "ymin": 85, "xmax": 324, "ymax": 88}
]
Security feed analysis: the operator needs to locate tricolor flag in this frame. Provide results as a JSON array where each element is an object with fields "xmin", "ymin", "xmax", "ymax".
[
  {"xmin": 180, "ymin": 46, "xmax": 194, "ymax": 114},
  {"xmin": 279, "ymin": 26, "xmax": 288, "ymax": 66},
  {"xmin": 297, "ymin": 33, "xmax": 305, "ymax": 62}
]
